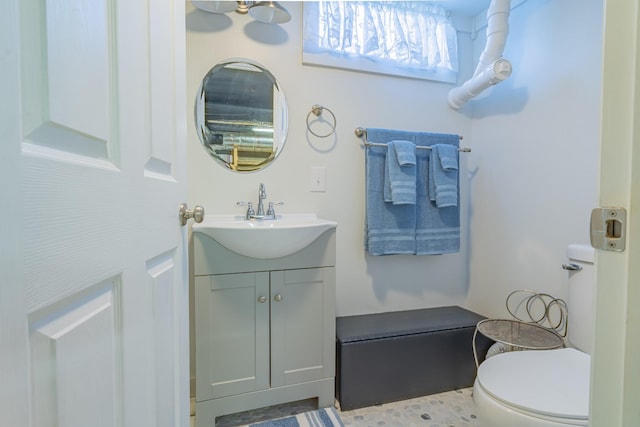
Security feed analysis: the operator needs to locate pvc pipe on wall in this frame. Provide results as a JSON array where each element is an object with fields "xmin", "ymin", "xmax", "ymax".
[
  {"xmin": 448, "ymin": 0, "xmax": 512, "ymax": 110},
  {"xmin": 473, "ymin": 0, "xmax": 511, "ymax": 77},
  {"xmin": 448, "ymin": 59, "xmax": 512, "ymax": 110}
]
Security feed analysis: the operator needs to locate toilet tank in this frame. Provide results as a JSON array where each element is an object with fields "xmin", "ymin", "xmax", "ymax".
[{"xmin": 566, "ymin": 244, "xmax": 596, "ymax": 354}]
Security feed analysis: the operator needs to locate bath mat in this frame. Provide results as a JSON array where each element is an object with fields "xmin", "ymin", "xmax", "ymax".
[{"xmin": 249, "ymin": 407, "xmax": 343, "ymax": 427}]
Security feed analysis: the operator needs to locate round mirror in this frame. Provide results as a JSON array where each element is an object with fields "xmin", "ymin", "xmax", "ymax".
[{"xmin": 195, "ymin": 59, "xmax": 288, "ymax": 172}]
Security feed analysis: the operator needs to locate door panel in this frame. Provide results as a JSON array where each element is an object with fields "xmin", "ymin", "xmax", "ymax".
[
  {"xmin": 20, "ymin": 0, "xmax": 113, "ymax": 162},
  {"xmin": 147, "ymin": 0, "xmax": 179, "ymax": 177},
  {"xmin": 29, "ymin": 280, "xmax": 120, "ymax": 427},
  {"xmin": 148, "ymin": 252, "xmax": 179, "ymax": 427}
]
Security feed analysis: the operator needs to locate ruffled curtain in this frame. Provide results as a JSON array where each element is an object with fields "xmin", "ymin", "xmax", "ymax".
[{"xmin": 308, "ymin": 1, "xmax": 458, "ymax": 74}]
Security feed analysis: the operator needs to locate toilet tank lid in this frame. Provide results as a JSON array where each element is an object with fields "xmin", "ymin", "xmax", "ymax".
[{"xmin": 567, "ymin": 244, "xmax": 595, "ymax": 263}]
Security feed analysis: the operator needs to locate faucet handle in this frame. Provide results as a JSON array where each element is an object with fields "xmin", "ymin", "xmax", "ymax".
[
  {"xmin": 236, "ymin": 201, "xmax": 255, "ymax": 219},
  {"xmin": 266, "ymin": 201, "xmax": 284, "ymax": 216}
]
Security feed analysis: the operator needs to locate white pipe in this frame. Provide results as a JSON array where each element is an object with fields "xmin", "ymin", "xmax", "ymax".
[
  {"xmin": 448, "ymin": 0, "xmax": 512, "ymax": 110},
  {"xmin": 473, "ymin": 0, "xmax": 511, "ymax": 77},
  {"xmin": 448, "ymin": 59, "xmax": 512, "ymax": 110}
]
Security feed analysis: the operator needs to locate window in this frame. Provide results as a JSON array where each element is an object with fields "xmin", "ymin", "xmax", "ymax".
[{"xmin": 303, "ymin": 1, "xmax": 458, "ymax": 83}]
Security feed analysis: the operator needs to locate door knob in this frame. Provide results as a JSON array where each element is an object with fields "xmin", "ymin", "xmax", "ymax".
[
  {"xmin": 179, "ymin": 203, "xmax": 205, "ymax": 226},
  {"xmin": 257, "ymin": 296, "xmax": 267, "ymax": 303},
  {"xmin": 274, "ymin": 294, "xmax": 283, "ymax": 302}
]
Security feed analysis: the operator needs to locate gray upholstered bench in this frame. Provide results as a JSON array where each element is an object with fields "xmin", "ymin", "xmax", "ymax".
[{"xmin": 335, "ymin": 306, "xmax": 493, "ymax": 411}]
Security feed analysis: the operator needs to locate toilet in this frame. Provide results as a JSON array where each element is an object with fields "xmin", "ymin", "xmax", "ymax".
[{"xmin": 473, "ymin": 244, "xmax": 595, "ymax": 427}]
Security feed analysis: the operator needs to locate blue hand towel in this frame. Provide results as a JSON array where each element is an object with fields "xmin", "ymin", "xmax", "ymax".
[
  {"xmin": 416, "ymin": 134, "xmax": 460, "ymax": 255},
  {"xmin": 383, "ymin": 140, "xmax": 416, "ymax": 205},
  {"xmin": 429, "ymin": 144, "xmax": 459, "ymax": 208},
  {"xmin": 365, "ymin": 132, "xmax": 417, "ymax": 255}
]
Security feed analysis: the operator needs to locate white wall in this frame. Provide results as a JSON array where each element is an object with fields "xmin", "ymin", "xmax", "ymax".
[
  {"xmin": 466, "ymin": 0, "xmax": 603, "ymax": 318},
  {"xmin": 186, "ymin": 2, "xmax": 475, "ymax": 316},
  {"xmin": 185, "ymin": 0, "xmax": 603, "ymax": 318}
]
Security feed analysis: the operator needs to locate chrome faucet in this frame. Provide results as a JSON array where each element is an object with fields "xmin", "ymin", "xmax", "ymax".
[
  {"xmin": 256, "ymin": 183, "xmax": 267, "ymax": 217},
  {"xmin": 238, "ymin": 183, "xmax": 283, "ymax": 220}
]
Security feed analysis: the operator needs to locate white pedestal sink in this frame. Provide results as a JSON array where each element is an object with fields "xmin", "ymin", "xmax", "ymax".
[{"xmin": 192, "ymin": 214, "xmax": 337, "ymax": 259}]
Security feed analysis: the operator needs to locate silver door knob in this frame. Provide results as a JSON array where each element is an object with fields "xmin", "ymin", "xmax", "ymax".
[
  {"xmin": 274, "ymin": 294, "xmax": 283, "ymax": 302},
  {"xmin": 179, "ymin": 203, "xmax": 205, "ymax": 226},
  {"xmin": 257, "ymin": 296, "xmax": 267, "ymax": 303}
]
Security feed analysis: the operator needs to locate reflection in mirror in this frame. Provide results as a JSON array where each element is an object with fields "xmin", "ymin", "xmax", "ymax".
[{"xmin": 195, "ymin": 59, "xmax": 288, "ymax": 172}]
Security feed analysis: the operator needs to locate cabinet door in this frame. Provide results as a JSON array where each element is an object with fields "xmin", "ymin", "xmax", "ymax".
[
  {"xmin": 270, "ymin": 268, "xmax": 336, "ymax": 387},
  {"xmin": 195, "ymin": 273, "xmax": 270, "ymax": 401}
]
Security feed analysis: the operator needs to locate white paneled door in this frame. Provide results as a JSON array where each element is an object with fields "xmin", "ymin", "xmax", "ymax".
[{"xmin": 1, "ymin": 1, "xmax": 189, "ymax": 427}]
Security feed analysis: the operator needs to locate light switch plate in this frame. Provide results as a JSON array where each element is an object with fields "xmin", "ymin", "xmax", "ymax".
[{"xmin": 310, "ymin": 166, "xmax": 326, "ymax": 192}]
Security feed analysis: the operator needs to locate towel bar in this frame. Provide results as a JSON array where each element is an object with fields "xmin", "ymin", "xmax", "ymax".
[{"xmin": 355, "ymin": 127, "xmax": 471, "ymax": 152}]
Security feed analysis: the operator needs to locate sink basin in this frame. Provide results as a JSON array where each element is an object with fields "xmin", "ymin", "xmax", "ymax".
[{"xmin": 192, "ymin": 214, "xmax": 337, "ymax": 259}]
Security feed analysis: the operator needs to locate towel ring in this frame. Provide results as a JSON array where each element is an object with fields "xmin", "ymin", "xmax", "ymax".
[{"xmin": 306, "ymin": 104, "xmax": 337, "ymax": 138}]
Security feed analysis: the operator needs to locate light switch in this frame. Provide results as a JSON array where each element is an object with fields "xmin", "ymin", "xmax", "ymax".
[{"xmin": 310, "ymin": 166, "xmax": 326, "ymax": 192}]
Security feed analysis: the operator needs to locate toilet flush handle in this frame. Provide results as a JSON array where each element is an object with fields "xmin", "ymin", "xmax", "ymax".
[{"xmin": 562, "ymin": 263, "xmax": 582, "ymax": 271}]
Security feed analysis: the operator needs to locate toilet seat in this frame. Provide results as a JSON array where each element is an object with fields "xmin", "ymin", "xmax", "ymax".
[{"xmin": 477, "ymin": 348, "xmax": 590, "ymax": 422}]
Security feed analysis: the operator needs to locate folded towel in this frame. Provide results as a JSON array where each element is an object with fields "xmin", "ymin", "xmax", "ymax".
[
  {"xmin": 383, "ymin": 140, "xmax": 417, "ymax": 205},
  {"xmin": 437, "ymin": 144, "xmax": 459, "ymax": 170},
  {"xmin": 394, "ymin": 140, "xmax": 417, "ymax": 166},
  {"xmin": 429, "ymin": 144, "xmax": 459, "ymax": 208},
  {"xmin": 416, "ymin": 134, "xmax": 460, "ymax": 255},
  {"xmin": 365, "ymin": 132, "xmax": 417, "ymax": 255}
]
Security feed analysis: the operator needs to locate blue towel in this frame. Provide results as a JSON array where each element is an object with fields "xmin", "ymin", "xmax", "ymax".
[
  {"xmin": 365, "ymin": 131, "xmax": 417, "ymax": 255},
  {"xmin": 383, "ymin": 140, "xmax": 416, "ymax": 205},
  {"xmin": 364, "ymin": 128, "xmax": 460, "ymax": 255},
  {"xmin": 416, "ymin": 133, "xmax": 460, "ymax": 255},
  {"xmin": 429, "ymin": 144, "xmax": 459, "ymax": 208}
]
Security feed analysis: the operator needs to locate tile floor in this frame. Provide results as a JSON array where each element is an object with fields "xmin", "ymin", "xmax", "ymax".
[{"xmin": 191, "ymin": 387, "xmax": 480, "ymax": 427}]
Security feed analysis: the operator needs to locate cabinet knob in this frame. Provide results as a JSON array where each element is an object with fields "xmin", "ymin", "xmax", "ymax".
[
  {"xmin": 274, "ymin": 294, "xmax": 283, "ymax": 302},
  {"xmin": 257, "ymin": 296, "xmax": 267, "ymax": 303}
]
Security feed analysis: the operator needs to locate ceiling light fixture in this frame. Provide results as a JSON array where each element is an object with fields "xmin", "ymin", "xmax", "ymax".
[{"xmin": 192, "ymin": 1, "xmax": 291, "ymax": 24}]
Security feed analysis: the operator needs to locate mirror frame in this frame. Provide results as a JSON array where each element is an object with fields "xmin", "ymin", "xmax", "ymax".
[{"xmin": 195, "ymin": 58, "xmax": 288, "ymax": 172}]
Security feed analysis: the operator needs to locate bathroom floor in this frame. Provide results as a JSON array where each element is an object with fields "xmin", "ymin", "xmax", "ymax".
[{"xmin": 191, "ymin": 387, "xmax": 480, "ymax": 427}]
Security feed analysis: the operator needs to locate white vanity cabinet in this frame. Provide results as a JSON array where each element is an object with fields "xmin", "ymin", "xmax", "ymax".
[{"xmin": 192, "ymin": 228, "xmax": 336, "ymax": 427}]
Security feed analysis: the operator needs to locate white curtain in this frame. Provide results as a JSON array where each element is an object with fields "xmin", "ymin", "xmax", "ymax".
[{"xmin": 304, "ymin": 1, "xmax": 458, "ymax": 76}]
